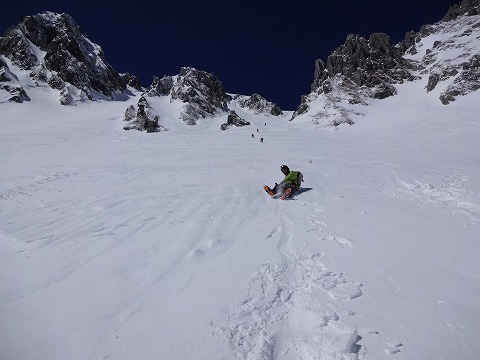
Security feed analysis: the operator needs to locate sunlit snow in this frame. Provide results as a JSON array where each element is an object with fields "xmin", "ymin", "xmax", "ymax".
[{"xmin": 1, "ymin": 71, "xmax": 479, "ymax": 359}]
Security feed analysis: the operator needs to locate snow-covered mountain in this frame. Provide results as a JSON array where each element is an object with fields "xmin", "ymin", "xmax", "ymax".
[
  {"xmin": 1, "ymin": 3, "xmax": 479, "ymax": 360},
  {"xmin": 123, "ymin": 67, "xmax": 283, "ymax": 131},
  {"xmin": 0, "ymin": 11, "xmax": 139, "ymax": 105},
  {"xmin": 0, "ymin": 13, "xmax": 284, "ymax": 130},
  {"xmin": 1, "ymin": 4, "xmax": 478, "ymax": 132},
  {"xmin": 291, "ymin": 0, "xmax": 480, "ymax": 126}
]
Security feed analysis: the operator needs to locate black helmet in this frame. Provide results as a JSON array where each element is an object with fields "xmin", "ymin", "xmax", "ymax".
[{"xmin": 280, "ymin": 165, "xmax": 289, "ymax": 172}]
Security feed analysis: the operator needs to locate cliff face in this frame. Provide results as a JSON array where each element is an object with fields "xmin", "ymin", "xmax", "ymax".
[
  {"xmin": 291, "ymin": 1, "xmax": 480, "ymax": 127},
  {"xmin": 124, "ymin": 67, "xmax": 229, "ymax": 130},
  {"xmin": 311, "ymin": 33, "xmax": 417, "ymax": 99},
  {"xmin": 0, "ymin": 11, "xmax": 138, "ymax": 104}
]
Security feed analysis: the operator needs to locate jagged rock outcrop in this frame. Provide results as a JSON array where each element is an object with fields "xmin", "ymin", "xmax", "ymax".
[
  {"xmin": 0, "ymin": 56, "xmax": 30, "ymax": 102},
  {"xmin": 145, "ymin": 75, "xmax": 174, "ymax": 96},
  {"xmin": 291, "ymin": 32, "xmax": 417, "ymax": 124},
  {"xmin": 310, "ymin": 33, "xmax": 417, "ymax": 98},
  {"xmin": 124, "ymin": 67, "xmax": 231, "ymax": 131},
  {"xmin": 123, "ymin": 96, "xmax": 165, "ymax": 132},
  {"xmin": 443, "ymin": 0, "xmax": 479, "ymax": 21},
  {"xmin": 234, "ymin": 93, "xmax": 283, "ymax": 116},
  {"xmin": 291, "ymin": 1, "xmax": 480, "ymax": 126},
  {"xmin": 0, "ymin": 11, "xmax": 138, "ymax": 104},
  {"xmin": 220, "ymin": 110, "xmax": 251, "ymax": 130},
  {"xmin": 407, "ymin": 9, "xmax": 480, "ymax": 104},
  {"xmin": 171, "ymin": 67, "xmax": 229, "ymax": 124},
  {"xmin": 120, "ymin": 73, "xmax": 143, "ymax": 91},
  {"xmin": 439, "ymin": 54, "xmax": 480, "ymax": 104},
  {"xmin": 142, "ymin": 68, "xmax": 229, "ymax": 125}
]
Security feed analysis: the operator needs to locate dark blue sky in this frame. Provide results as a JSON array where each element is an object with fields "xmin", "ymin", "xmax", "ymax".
[{"xmin": 1, "ymin": 0, "xmax": 457, "ymax": 110}]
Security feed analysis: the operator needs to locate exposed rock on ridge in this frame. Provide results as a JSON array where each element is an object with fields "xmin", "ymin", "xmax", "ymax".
[
  {"xmin": 123, "ymin": 96, "xmax": 164, "ymax": 132},
  {"xmin": 171, "ymin": 67, "xmax": 229, "ymax": 124},
  {"xmin": 234, "ymin": 93, "xmax": 283, "ymax": 116},
  {"xmin": 443, "ymin": 0, "xmax": 480, "ymax": 21},
  {"xmin": 0, "ymin": 11, "xmax": 139, "ymax": 104},
  {"xmin": 311, "ymin": 33, "xmax": 416, "ymax": 97},
  {"xmin": 0, "ymin": 56, "xmax": 30, "ymax": 102},
  {"xmin": 406, "ymin": 9, "xmax": 480, "ymax": 104},
  {"xmin": 124, "ymin": 67, "xmax": 283, "ymax": 132},
  {"xmin": 124, "ymin": 67, "xmax": 230, "ymax": 131},
  {"xmin": 221, "ymin": 110, "xmax": 251, "ymax": 130},
  {"xmin": 291, "ymin": 1, "xmax": 480, "ymax": 126},
  {"xmin": 291, "ymin": 32, "xmax": 417, "ymax": 125}
]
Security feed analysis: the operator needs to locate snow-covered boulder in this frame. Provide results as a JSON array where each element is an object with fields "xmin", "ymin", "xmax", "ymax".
[
  {"xmin": 220, "ymin": 110, "xmax": 250, "ymax": 130},
  {"xmin": 123, "ymin": 96, "xmax": 165, "ymax": 132}
]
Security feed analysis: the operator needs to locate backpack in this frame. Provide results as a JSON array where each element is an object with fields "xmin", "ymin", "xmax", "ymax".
[{"xmin": 296, "ymin": 171, "xmax": 303, "ymax": 187}]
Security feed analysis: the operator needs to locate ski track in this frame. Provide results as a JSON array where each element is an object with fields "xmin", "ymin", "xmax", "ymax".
[{"xmin": 218, "ymin": 202, "xmax": 368, "ymax": 360}]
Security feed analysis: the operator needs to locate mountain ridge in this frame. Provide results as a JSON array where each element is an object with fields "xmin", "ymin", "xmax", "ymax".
[
  {"xmin": 0, "ymin": 1, "xmax": 478, "ymax": 130},
  {"xmin": 290, "ymin": 0, "xmax": 480, "ymax": 126},
  {"xmin": 0, "ymin": 11, "xmax": 138, "ymax": 105}
]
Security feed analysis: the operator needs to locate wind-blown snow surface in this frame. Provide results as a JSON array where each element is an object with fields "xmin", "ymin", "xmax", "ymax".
[{"xmin": 1, "ymin": 84, "xmax": 479, "ymax": 360}]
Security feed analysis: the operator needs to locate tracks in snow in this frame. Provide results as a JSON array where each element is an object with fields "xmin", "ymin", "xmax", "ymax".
[
  {"xmin": 2, "ymin": 163, "xmax": 402, "ymax": 359},
  {"xmin": 218, "ymin": 202, "xmax": 373, "ymax": 360}
]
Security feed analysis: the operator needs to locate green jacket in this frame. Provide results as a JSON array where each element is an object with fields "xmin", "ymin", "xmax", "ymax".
[{"xmin": 281, "ymin": 171, "xmax": 299, "ymax": 185}]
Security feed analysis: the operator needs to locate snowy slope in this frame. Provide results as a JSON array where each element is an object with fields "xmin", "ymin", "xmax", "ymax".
[{"xmin": 1, "ymin": 79, "xmax": 479, "ymax": 360}]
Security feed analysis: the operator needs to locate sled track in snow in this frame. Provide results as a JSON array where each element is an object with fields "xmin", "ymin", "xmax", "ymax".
[{"xmin": 220, "ymin": 204, "xmax": 368, "ymax": 360}]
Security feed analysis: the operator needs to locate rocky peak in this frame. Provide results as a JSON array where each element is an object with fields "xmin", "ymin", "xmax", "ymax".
[
  {"xmin": 292, "ymin": 1, "xmax": 480, "ymax": 126},
  {"xmin": 0, "ymin": 11, "xmax": 138, "ymax": 104},
  {"xmin": 170, "ymin": 67, "xmax": 228, "ymax": 124},
  {"xmin": 234, "ymin": 93, "xmax": 283, "ymax": 116},
  {"xmin": 311, "ymin": 33, "xmax": 416, "ymax": 98},
  {"xmin": 146, "ymin": 75, "xmax": 174, "ymax": 96},
  {"xmin": 124, "ymin": 67, "xmax": 230, "ymax": 130},
  {"xmin": 443, "ymin": 0, "xmax": 479, "ymax": 21},
  {"xmin": 291, "ymin": 32, "xmax": 418, "ymax": 124}
]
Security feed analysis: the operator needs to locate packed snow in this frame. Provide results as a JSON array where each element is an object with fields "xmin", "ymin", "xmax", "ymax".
[{"xmin": 1, "ymin": 80, "xmax": 479, "ymax": 360}]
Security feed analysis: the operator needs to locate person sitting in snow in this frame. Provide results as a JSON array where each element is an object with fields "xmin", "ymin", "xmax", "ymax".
[{"xmin": 264, "ymin": 165, "xmax": 303, "ymax": 199}]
